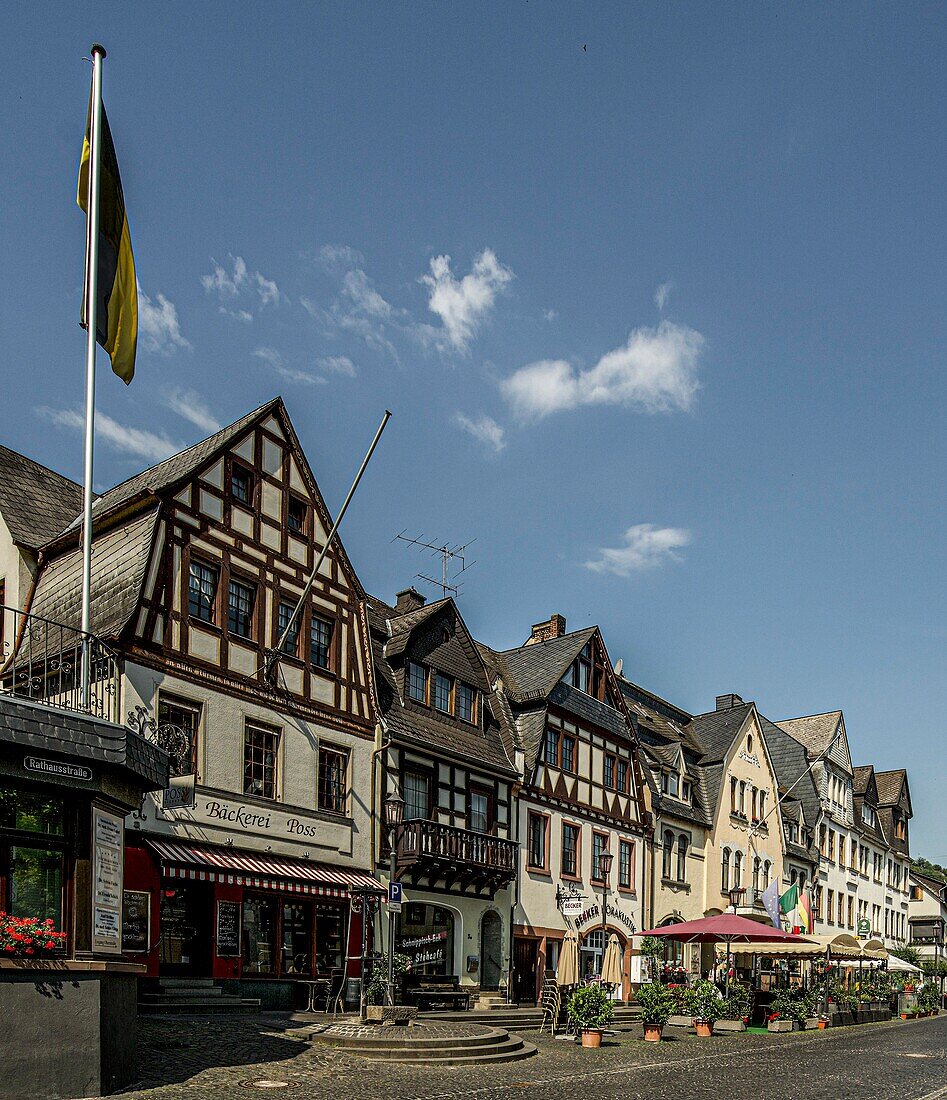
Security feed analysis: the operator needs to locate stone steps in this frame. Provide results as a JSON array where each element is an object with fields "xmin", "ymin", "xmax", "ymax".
[
  {"xmin": 139, "ymin": 979, "xmax": 260, "ymax": 1015},
  {"xmin": 316, "ymin": 1025, "xmax": 537, "ymax": 1066}
]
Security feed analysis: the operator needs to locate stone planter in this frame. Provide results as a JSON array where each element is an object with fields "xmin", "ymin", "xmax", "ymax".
[
  {"xmin": 364, "ymin": 1005, "xmax": 418, "ymax": 1026},
  {"xmin": 714, "ymin": 1019, "xmax": 746, "ymax": 1032},
  {"xmin": 768, "ymin": 1019, "xmax": 794, "ymax": 1033},
  {"xmin": 581, "ymin": 1029, "xmax": 603, "ymax": 1048},
  {"xmin": 803, "ymin": 1018, "xmax": 821, "ymax": 1030},
  {"xmin": 0, "ymin": 959, "xmax": 143, "ymax": 1099},
  {"xmin": 668, "ymin": 1014, "xmax": 691, "ymax": 1027},
  {"xmin": 642, "ymin": 1023, "xmax": 664, "ymax": 1042},
  {"xmin": 694, "ymin": 1020, "xmax": 714, "ymax": 1038}
]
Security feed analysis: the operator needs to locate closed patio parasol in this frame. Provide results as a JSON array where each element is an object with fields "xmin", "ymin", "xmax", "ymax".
[
  {"xmin": 557, "ymin": 929, "xmax": 579, "ymax": 988},
  {"xmin": 600, "ymin": 933, "xmax": 623, "ymax": 987}
]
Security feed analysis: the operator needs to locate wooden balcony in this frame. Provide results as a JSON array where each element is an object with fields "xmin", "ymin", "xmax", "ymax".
[{"xmin": 395, "ymin": 819, "xmax": 517, "ymax": 896}]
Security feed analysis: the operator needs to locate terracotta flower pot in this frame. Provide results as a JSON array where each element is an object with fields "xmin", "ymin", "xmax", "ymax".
[
  {"xmin": 581, "ymin": 1029, "xmax": 603, "ymax": 1048},
  {"xmin": 817, "ymin": 1020, "xmax": 827, "ymax": 1030},
  {"xmin": 694, "ymin": 1020, "xmax": 713, "ymax": 1037},
  {"xmin": 643, "ymin": 1024, "xmax": 664, "ymax": 1042}
]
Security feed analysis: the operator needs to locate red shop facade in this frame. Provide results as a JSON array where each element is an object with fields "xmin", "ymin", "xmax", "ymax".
[{"xmin": 124, "ymin": 838, "xmax": 383, "ymax": 1009}]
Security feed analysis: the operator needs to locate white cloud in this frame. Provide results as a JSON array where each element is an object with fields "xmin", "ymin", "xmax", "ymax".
[
  {"xmin": 316, "ymin": 244, "xmax": 365, "ymax": 273},
  {"xmin": 543, "ymin": 308, "xmax": 558, "ymax": 322},
  {"xmin": 164, "ymin": 389, "xmax": 221, "ymax": 435},
  {"xmin": 420, "ymin": 249, "xmax": 513, "ymax": 352},
  {"xmin": 585, "ymin": 524, "xmax": 691, "ymax": 576},
  {"xmin": 202, "ymin": 255, "xmax": 282, "ymax": 317},
  {"xmin": 342, "ymin": 268, "xmax": 393, "ymax": 319},
  {"xmin": 138, "ymin": 286, "xmax": 190, "ymax": 353},
  {"xmin": 251, "ymin": 346, "xmax": 326, "ymax": 386},
  {"xmin": 319, "ymin": 355, "xmax": 357, "ymax": 378},
  {"xmin": 454, "ymin": 413, "xmax": 506, "ymax": 454},
  {"xmin": 501, "ymin": 321, "xmax": 703, "ymax": 421},
  {"xmin": 37, "ymin": 407, "xmax": 180, "ymax": 463},
  {"xmin": 654, "ymin": 281, "xmax": 673, "ymax": 311}
]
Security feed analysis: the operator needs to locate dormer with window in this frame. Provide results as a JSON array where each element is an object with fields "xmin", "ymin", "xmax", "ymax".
[{"xmin": 405, "ymin": 659, "xmax": 480, "ymax": 726}]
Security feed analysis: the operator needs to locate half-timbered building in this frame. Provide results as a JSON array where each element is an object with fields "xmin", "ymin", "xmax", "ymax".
[
  {"xmin": 481, "ymin": 615, "xmax": 652, "ymax": 1004},
  {"xmin": 368, "ymin": 588, "xmax": 519, "ymax": 1001},
  {"xmin": 13, "ymin": 398, "xmax": 382, "ymax": 1007}
]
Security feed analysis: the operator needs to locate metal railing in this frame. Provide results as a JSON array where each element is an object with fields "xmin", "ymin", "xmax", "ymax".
[
  {"xmin": 396, "ymin": 819, "xmax": 518, "ymax": 876},
  {"xmin": 0, "ymin": 605, "xmax": 119, "ymax": 722}
]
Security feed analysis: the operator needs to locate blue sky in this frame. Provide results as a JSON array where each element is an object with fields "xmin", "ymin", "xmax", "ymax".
[{"xmin": 2, "ymin": 4, "xmax": 944, "ymax": 859}]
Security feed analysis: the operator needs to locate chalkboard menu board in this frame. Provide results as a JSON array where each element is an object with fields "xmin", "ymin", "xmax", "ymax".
[
  {"xmin": 122, "ymin": 890, "xmax": 150, "ymax": 953},
  {"xmin": 216, "ymin": 900, "xmax": 241, "ymax": 957}
]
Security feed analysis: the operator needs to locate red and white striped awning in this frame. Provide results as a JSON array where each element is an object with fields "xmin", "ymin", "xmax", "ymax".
[{"xmin": 146, "ymin": 838, "xmax": 384, "ymax": 900}]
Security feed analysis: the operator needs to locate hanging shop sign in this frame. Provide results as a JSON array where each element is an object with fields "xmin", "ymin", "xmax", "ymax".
[
  {"xmin": 856, "ymin": 918, "xmax": 871, "ymax": 939},
  {"xmin": 561, "ymin": 897, "xmax": 584, "ymax": 918},
  {"xmin": 92, "ymin": 806, "xmax": 124, "ymax": 953},
  {"xmin": 162, "ymin": 774, "xmax": 196, "ymax": 811}
]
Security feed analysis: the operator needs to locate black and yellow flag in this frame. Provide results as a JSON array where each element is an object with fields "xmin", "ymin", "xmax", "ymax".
[{"xmin": 77, "ymin": 94, "xmax": 137, "ymax": 384}]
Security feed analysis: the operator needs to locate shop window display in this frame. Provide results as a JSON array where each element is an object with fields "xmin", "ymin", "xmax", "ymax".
[{"xmin": 243, "ymin": 895, "xmax": 278, "ymax": 974}]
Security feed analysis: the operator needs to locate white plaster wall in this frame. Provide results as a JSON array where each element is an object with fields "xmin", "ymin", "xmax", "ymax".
[{"xmin": 123, "ymin": 661, "xmax": 373, "ymax": 869}]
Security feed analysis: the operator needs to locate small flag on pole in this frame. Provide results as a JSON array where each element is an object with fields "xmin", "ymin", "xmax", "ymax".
[
  {"xmin": 77, "ymin": 88, "xmax": 137, "ymax": 383},
  {"xmin": 761, "ymin": 877, "xmax": 781, "ymax": 928},
  {"xmin": 798, "ymin": 889, "xmax": 813, "ymax": 934},
  {"xmin": 779, "ymin": 884, "xmax": 800, "ymax": 932}
]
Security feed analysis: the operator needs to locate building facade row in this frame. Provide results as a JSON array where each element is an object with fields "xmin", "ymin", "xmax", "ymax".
[{"xmin": 0, "ymin": 399, "xmax": 930, "ymax": 1006}]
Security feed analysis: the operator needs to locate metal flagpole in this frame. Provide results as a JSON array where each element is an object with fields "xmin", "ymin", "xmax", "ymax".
[
  {"xmin": 80, "ymin": 43, "xmax": 107, "ymax": 709},
  {"xmin": 267, "ymin": 409, "xmax": 392, "ymax": 665}
]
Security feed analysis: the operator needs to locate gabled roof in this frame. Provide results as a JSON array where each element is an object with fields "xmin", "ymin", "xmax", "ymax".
[
  {"xmin": 874, "ymin": 769, "xmax": 909, "ymax": 809},
  {"xmin": 690, "ymin": 702, "xmax": 756, "ymax": 765},
  {"xmin": 369, "ymin": 594, "xmax": 517, "ymax": 777},
  {"xmin": 758, "ymin": 715, "xmax": 821, "ymax": 829},
  {"xmin": 775, "ymin": 711, "xmax": 842, "ymax": 758},
  {"xmin": 852, "ymin": 764, "xmax": 875, "ymax": 796},
  {"xmin": 0, "ymin": 444, "xmax": 85, "ymax": 550},
  {"xmin": 56, "ymin": 399, "xmax": 280, "ymax": 538},
  {"xmin": 488, "ymin": 627, "xmax": 597, "ymax": 703}
]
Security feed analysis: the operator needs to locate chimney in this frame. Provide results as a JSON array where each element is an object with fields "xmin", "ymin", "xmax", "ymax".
[
  {"xmin": 395, "ymin": 587, "xmax": 426, "ymax": 614},
  {"xmin": 716, "ymin": 693, "xmax": 744, "ymax": 712},
  {"xmin": 525, "ymin": 613, "xmax": 567, "ymax": 646}
]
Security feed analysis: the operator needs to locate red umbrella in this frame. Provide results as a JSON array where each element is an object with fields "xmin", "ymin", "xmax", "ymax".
[
  {"xmin": 636, "ymin": 913, "xmax": 812, "ymax": 944},
  {"xmin": 635, "ymin": 914, "xmax": 813, "ymax": 994}
]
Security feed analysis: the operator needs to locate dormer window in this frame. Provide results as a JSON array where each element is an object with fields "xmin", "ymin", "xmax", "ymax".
[
  {"xmin": 407, "ymin": 661, "xmax": 428, "ymax": 703},
  {"xmin": 567, "ymin": 642, "xmax": 593, "ymax": 694},
  {"xmin": 456, "ymin": 682, "xmax": 476, "ymax": 723},
  {"xmin": 661, "ymin": 771, "xmax": 679, "ymax": 799},
  {"xmin": 231, "ymin": 463, "xmax": 254, "ymax": 505},
  {"xmin": 433, "ymin": 672, "xmax": 452, "ymax": 713},
  {"xmin": 681, "ymin": 779, "xmax": 692, "ymax": 803}
]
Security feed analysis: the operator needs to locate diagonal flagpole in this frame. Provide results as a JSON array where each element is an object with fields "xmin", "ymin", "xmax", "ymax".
[{"xmin": 80, "ymin": 43, "xmax": 107, "ymax": 709}]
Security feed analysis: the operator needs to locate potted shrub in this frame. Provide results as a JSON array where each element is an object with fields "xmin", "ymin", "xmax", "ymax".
[
  {"xmin": 768, "ymin": 990, "xmax": 802, "ymax": 1032},
  {"xmin": 718, "ymin": 981, "xmax": 750, "ymax": 1032},
  {"xmin": 568, "ymin": 984, "xmax": 614, "ymax": 1048},
  {"xmin": 685, "ymin": 978, "xmax": 724, "ymax": 1037},
  {"xmin": 637, "ymin": 982, "xmax": 676, "ymax": 1042}
]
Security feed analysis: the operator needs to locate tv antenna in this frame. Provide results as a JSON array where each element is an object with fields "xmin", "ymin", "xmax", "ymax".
[{"xmin": 392, "ymin": 531, "xmax": 477, "ymax": 598}]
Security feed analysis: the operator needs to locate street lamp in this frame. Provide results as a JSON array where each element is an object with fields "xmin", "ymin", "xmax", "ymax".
[
  {"xmin": 599, "ymin": 848, "xmax": 613, "ymax": 975},
  {"xmin": 384, "ymin": 787, "xmax": 405, "ymax": 1004}
]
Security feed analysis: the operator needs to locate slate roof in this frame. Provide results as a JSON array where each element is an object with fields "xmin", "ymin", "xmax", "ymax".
[
  {"xmin": 774, "ymin": 711, "xmax": 842, "ymax": 758},
  {"xmin": 0, "ymin": 445, "xmax": 85, "ymax": 550},
  {"xmin": 27, "ymin": 508, "xmax": 159, "ymax": 642},
  {"xmin": 489, "ymin": 628, "xmax": 597, "ymax": 703},
  {"xmin": 369, "ymin": 596, "xmax": 517, "ymax": 778},
  {"xmin": 852, "ymin": 764, "xmax": 874, "ymax": 795},
  {"xmin": 690, "ymin": 702, "xmax": 755, "ymax": 765},
  {"xmin": 874, "ymin": 769, "xmax": 907, "ymax": 807},
  {"xmin": 758, "ymin": 715, "xmax": 821, "ymax": 829},
  {"xmin": 0, "ymin": 693, "xmax": 169, "ymax": 791},
  {"xmin": 57, "ymin": 398, "xmax": 280, "ymax": 538}
]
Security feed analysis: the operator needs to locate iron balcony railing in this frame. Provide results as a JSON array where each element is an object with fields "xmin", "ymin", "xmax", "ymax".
[
  {"xmin": 396, "ymin": 818, "xmax": 517, "ymax": 877},
  {"xmin": 0, "ymin": 605, "xmax": 119, "ymax": 722}
]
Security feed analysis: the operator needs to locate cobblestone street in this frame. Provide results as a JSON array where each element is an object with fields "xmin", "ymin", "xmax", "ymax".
[{"xmin": 113, "ymin": 1015, "xmax": 947, "ymax": 1100}]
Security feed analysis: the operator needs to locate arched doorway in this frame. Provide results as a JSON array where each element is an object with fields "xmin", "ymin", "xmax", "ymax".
[
  {"xmin": 580, "ymin": 928, "xmax": 629, "ymax": 1001},
  {"xmin": 480, "ymin": 910, "xmax": 502, "ymax": 991}
]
